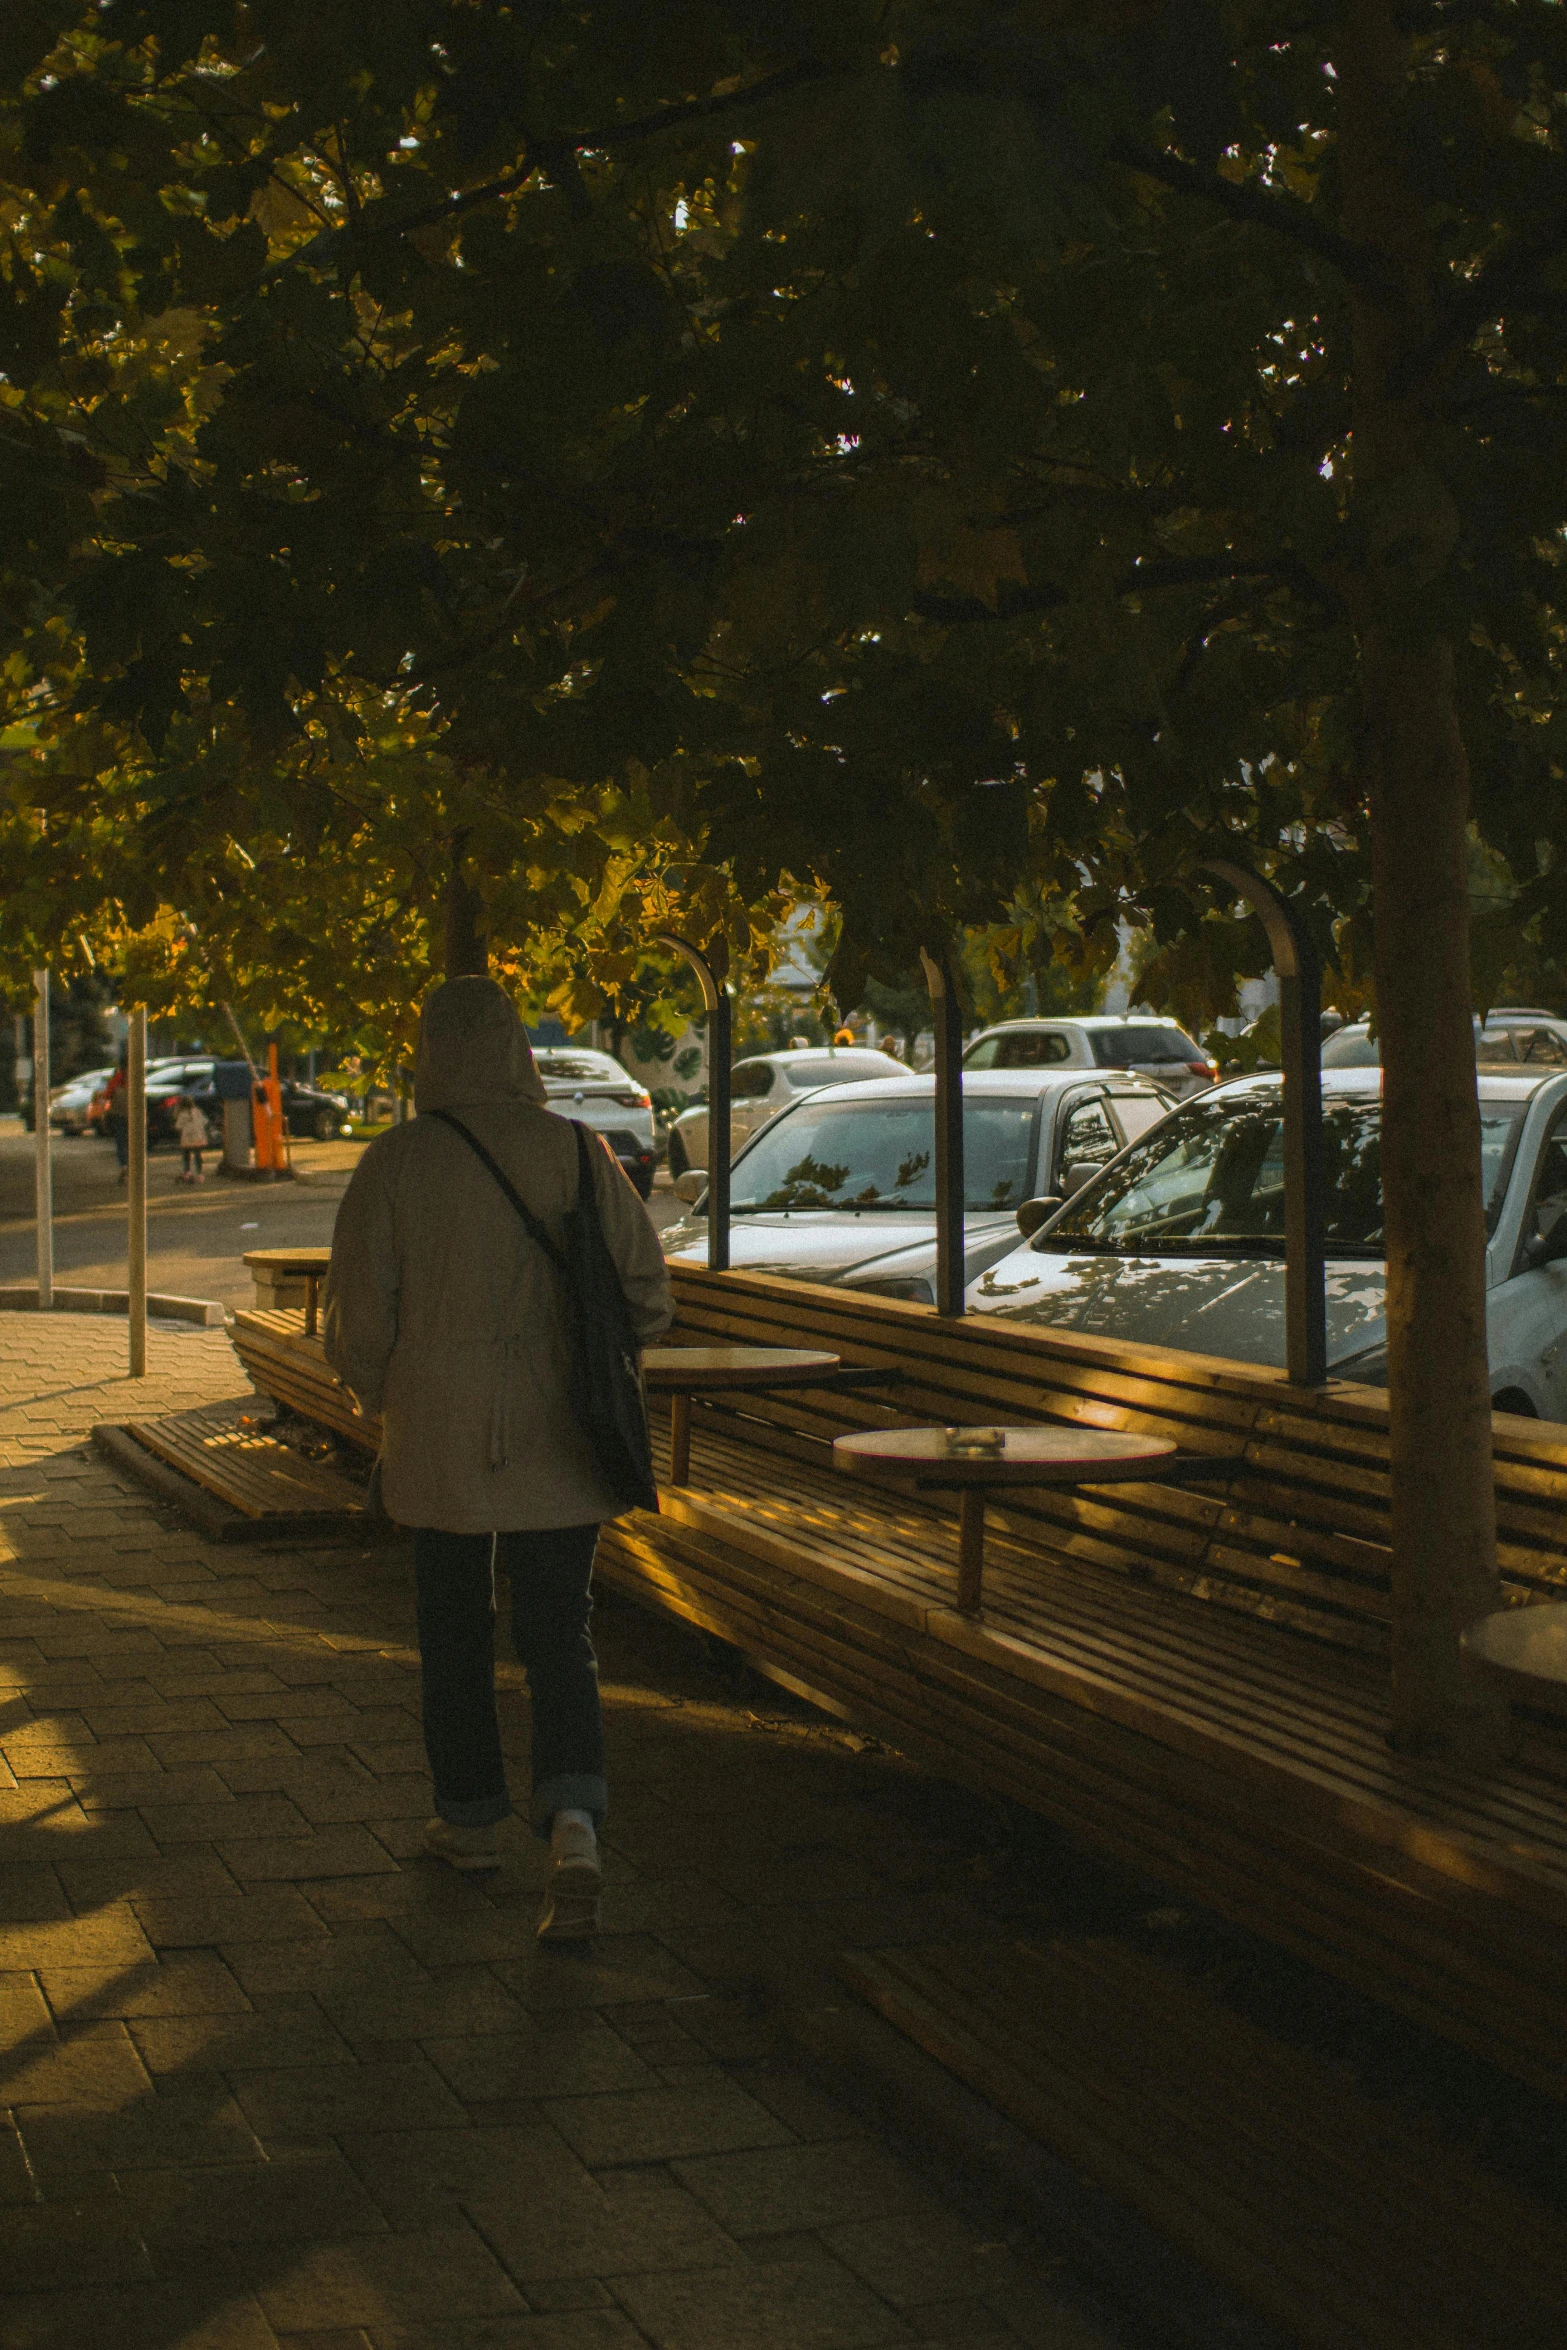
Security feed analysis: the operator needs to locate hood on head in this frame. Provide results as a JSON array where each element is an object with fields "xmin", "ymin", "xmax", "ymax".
[{"xmin": 413, "ymin": 977, "xmax": 546, "ymax": 1113}]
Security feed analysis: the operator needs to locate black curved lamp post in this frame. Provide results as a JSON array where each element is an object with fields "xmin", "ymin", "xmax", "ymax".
[
  {"xmin": 1197, "ymin": 860, "xmax": 1328, "ymax": 1387},
  {"xmin": 920, "ymin": 946, "xmax": 967, "ymax": 1318},
  {"xmin": 651, "ymin": 933, "xmax": 732, "ymax": 1272}
]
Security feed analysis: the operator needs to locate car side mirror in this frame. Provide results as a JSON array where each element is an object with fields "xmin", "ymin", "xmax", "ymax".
[
  {"xmin": 1015, "ymin": 1195, "xmax": 1063, "ymax": 1238},
  {"xmin": 1060, "ymin": 1160, "xmax": 1101, "ymax": 1197},
  {"xmin": 673, "ymin": 1170, "xmax": 708, "ymax": 1207},
  {"xmin": 1525, "ymin": 1210, "xmax": 1567, "ymax": 1269}
]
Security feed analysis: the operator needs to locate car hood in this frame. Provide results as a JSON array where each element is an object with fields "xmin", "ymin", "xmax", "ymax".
[
  {"xmin": 970, "ymin": 1247, "xmax": 1388, "ymax": 1369},
  {"xmin": 661, "ymin": 1208, "xmax": 1017, "ymax": 1284}
]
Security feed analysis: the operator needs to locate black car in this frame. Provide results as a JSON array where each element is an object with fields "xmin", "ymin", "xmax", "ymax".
[{"xmin": 142, "ymin": 1059, "xmax": 350, "ymax": 1145}]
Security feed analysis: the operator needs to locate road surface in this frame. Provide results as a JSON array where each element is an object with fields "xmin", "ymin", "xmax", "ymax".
[{"xmin": 0, "ymin": 1119, "xmax": 681, "ymax": 1309}]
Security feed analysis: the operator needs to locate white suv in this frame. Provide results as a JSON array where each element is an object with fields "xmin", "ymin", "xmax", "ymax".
[
  {"xmin": 963, "ymin": 1015, "xmax": 1219, "ymax": 1099},
  {"xmin": 532, "ymin": 1049, "xmax": 657, "ymax": 1196},
  {"xmin": 665, "ymin": 1046, "xmax": 906, "ymax": 1177}
]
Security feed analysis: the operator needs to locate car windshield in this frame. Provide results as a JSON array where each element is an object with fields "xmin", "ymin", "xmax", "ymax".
[
  {"xmin": 731, "ymin": 1096, "xmax": 1037, "ymax": 1213},
  {"xmin": 1090, "ymin": 1024, "xmax": 1202, "ymax": 1068},
  {"xmin": 533, "ymin": 1054, "xmax": 619, "ymax": 1083},
  {"xmin": 783, "ymin": 1054, "xmax": 895, "ymax": 1089},
  {"xmin": 1035, "ymin": 1090, "xmax": 1528, "ymax": 1257}
]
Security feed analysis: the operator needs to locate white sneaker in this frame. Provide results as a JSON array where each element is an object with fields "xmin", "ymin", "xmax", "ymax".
[
  {"xmin": 537, "ymin": 1819, "xmax": 602, "ymax": 1941},
  {"xmin": 422, "ymin": 1815, "xmax": 503, "ymax": 1871}
]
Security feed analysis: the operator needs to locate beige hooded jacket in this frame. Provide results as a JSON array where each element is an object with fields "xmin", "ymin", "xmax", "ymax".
[{"xmin": 322, "ymin": 978, "xmax": 673, "ymax": 1531}]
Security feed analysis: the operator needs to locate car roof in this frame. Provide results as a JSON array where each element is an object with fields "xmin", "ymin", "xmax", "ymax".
[
  {"xmin": 741, "ymin": 1046, "xmax": 904, "ymax": 1066},
  {"xmin": 1209, "ymin": 1068, "xmax": 1558, "ymax": 1105},
  {"xmin": 970, "ymin": 1014, "xmax": 1189, "ymax": 1033},
  {"xmin": 761, "ymin": 1069, "xmax": 1172, "ymax": 1107}
]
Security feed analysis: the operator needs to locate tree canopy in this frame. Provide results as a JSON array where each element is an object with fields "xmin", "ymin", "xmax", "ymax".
[{"xmin": 10, "ymin": 3, "xmax": 1567, "ymax": 1739}]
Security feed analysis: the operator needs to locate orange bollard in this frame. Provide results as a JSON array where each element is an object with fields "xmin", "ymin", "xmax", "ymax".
[{"xmin": 265, "ymin": 1045, "xmax": 288, "ymax": 1172}]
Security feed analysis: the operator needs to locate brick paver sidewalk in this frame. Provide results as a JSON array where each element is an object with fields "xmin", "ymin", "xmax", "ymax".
[{"xmin": 0, "ymin": 1314, "xmax": 1123, "ymax": 2350}]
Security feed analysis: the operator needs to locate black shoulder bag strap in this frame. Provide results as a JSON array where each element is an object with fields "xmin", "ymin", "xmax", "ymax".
[{"xmin": 425, "ymin": 1108, "xmax": 567, "ymax": 1272}]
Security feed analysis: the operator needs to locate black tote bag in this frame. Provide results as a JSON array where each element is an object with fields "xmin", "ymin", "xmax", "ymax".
[{"xmin": 426, "ymin": 1110, "xmax": 658, "ymax": 1514}]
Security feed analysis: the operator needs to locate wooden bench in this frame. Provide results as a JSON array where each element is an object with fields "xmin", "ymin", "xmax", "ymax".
[{"xmin": 228, "ymin": 1270, "xmax": 1567, "ymax": 2101}]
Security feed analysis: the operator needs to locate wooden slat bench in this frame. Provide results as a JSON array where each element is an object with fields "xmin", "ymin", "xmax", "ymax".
[
  {"xmin": 228, "ymin": 1270, "xmax": 1567, "ymax": 2100},
  {"xmin": 843, "ymin": 1938, "xmax": 1567, "ymax": 2350},
  {"xmin": 94, "ymin": 1405, "xmax": 374, "ymax": 1543}
]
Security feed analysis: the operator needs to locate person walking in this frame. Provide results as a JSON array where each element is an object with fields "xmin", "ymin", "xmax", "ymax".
[
  {"xmin": 103, "ymin": 1048, "xmax": 130, "ymax": 1183},
  {"xmin": 174, "ymin": 1095, "xmax": 208, "ymax": 1183},
  {"xmin": 323, "ymin": 977, "xmax": 672, "ymax": 1939}
]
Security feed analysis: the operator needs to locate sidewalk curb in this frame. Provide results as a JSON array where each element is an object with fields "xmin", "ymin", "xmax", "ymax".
[
  {"xmin": 768, "ymin": 1969, "xmax": 1285, "ymax": 2350},
  {"xmin": 0, "ymin": 1285, "xmax": 226, "ymax": 1327}
]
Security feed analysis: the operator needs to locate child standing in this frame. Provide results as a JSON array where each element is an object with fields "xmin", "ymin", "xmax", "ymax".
[{"xmin": 175, "ymin": 1095, "xmax": 208, "ymax": 1183}]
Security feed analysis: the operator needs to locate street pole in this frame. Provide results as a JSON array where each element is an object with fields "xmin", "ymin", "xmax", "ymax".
[
  {"xmin": 1198, "ymin": 860, "xmax": 1327, "ymax": 1386},
  {"xmin": 33, "ymin": 968, "xmax": 52, "ymax": 1310},
  {"xmin": 128, "ymin": 1007, "xmax": 147, "ymax": 1376},
  {"xmin": 651, "ymin": 934, "xmax": 731, "ymax": 1272},
  {"xmin": 921, "ymin": 947, "xmax": 966, "ymax": 1317}
]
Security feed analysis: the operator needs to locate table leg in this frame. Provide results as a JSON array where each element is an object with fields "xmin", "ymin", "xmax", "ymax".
[
  {"xmin": 669, "ymin": 1391, "xmax": 692, "ymax": 1485},
  {"xmin": 305, "ymin": 1277, "xmax": 320, "ymax": 1339},
  {"xmin": 957, "ymin": 1487, "xmax": 986, "ymax": 1613}
]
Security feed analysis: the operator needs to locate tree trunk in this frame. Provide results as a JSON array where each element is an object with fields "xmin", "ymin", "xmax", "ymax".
[
  {"xmin": 443, "ymin": 833, "xmax": 488, "ymax": 978},
  {"xmin": 1336, "ymin": 9, "xmax": 1507, "ymax": 1758}
]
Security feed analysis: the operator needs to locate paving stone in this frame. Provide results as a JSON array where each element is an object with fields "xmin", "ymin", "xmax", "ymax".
[
  {"xmin": 0, "ymin": 1966, "xmax": 55, "ymax": 2041},
  {"xmin": 134, "ymin": 1888, "xmax": 332, "ymax": 1946},
  {"xmin": 338, "ymin": 2122, "xmax": 591, "ymax": 2227},
  {"xmin": 0, "ymin": 1864, "xmax": 74, "ymax": 1922},
  {"xmin": 233, "ymin": 2222, "xmax": 526, "ymax": 2329},
  {"xmin": 611, "ymin": 2257, "xmax": 913, "ymax": 2349},
  {"xmin": 543, "ymin": 2081, "xmax": 796, "ymax": 2166},
  {"xmin": 318, "ymin": 1966, "xmax": 529, "ymax": 2047},
  {"xmin": 146, "ymin": 1726, "xmax": 303, "ymax": 1766},
  {"xmin": 73, "ymin": 1766, "xmax": 233, "ymax": 1809},
  {"xmin": 0, "ymin": 2278, "xmax": 278, "ymax": 2349},
  {"xmin": 423, "ymin": 2018, "xmax": 658, "ymax": 2103},
  {"xmin": 219, "ymin": 1922, "xmax": 433, "ymax": 2001},
  {"xmin": 0, "ymin": 2116, "xmax": 36, "ymax": 2203},
  {"xmin": 129, "ymin": 2005, "xmax": 356, "ymax": 2073},
  {"xmin": 218, "ymin": 1825, "xmax": 400, "ymax": 1880},
  {"xmin": 0, "ymin": 2192, "xmax": 153, "ymax": 2289},
  {"xmin": 39, "ymin": 1953, "xmax": 251, "ymax": 2020},
  {"xmin": 3, "ymin": 2019, "xmax": 152, "ymax": 2108},
  {"xmin": 0, "ymin": 1902, "xmax": 155, "ymax": 1970},
  {"xmin": 232, "ymin": 2055, "xmax": 470, "ymax": 2143},
  {"xmin": 673, "ymin": 2143, "xmax": 942, "ymax": 2236},
  {"xmin": 58, "ymin": 1850, "xmax": 244, "ymax": 1906},
  {"xmin": 138, "ymin": 1794, "xmax": 313, "ymax": 1845},
  {"xmin": 489, "ymin": 1935, "xmax": 707, "ymax": 2011},
  {"xmin": 122, "ymin": 2149, "xmax": 391, "ymax": 2248},
  {"xmin": 466, "ymin": 2166, "xmax": 746, "ymax": 2282}
]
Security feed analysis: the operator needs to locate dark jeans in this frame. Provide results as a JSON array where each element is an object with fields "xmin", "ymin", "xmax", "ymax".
[{"xmin": 413, "ymin": 1524, "xmax": 605, "ymax": 1835}]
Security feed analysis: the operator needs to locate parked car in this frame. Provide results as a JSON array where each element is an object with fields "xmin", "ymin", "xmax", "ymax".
[
  {"xmin": 664, "ymin": 1046, "xmax": 908, "ymax": 1178},
  {"xmin": 962, "ymin": 1014, "xmax": 1219, "ymax": 1100},
  {"xmin": 532, "ymin": 1048, "xmax": 657, "ymax": 1197},
  {"xmin": 92, "ymin": 1058, "xmax": 352, "ymax": 1147},
  {"xmin": 47, "ymin": 1066, "xmax": 117, "ymax": 1135},
  {"xmin": 1323, "ymin": 1014, "xmax": 1567, "ymax": 1069},
  {"xmin": 660, "ymin": 1069, "xmax": 1178, "ymax": 1300},
  {"xmin": 968, "ymin": 1066, "xmax": 1567, "ymax": 1417}
]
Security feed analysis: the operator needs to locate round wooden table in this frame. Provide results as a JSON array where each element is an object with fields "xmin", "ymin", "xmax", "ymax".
[
  {"xmin": 244, "ymin": 1246, "xmax": 332, "ymax": 1334},
  {"xmin": 642, "ymin": 1346, "xmax": 842, "ymax": 1485},
  {"xmin": 834, "ymin": 1424, "xmax": 1179, "ymax": 1613},
  {"xmin": 1461, "ymin": 1602, "xmax": 1567, "ymax": 1721}
]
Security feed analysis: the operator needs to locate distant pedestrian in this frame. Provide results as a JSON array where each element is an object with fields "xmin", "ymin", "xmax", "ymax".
[
  {"xmin": 103, "ymin": 1049, "xmax": 129, "ymax": 1183},
  {"xmin": 175, "ymin": 1096, "xmax": 208, "ymax": 1183},
  {"xmin": 323, "ymin": 977, "xmax": 673, "ymax": 1940}
]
